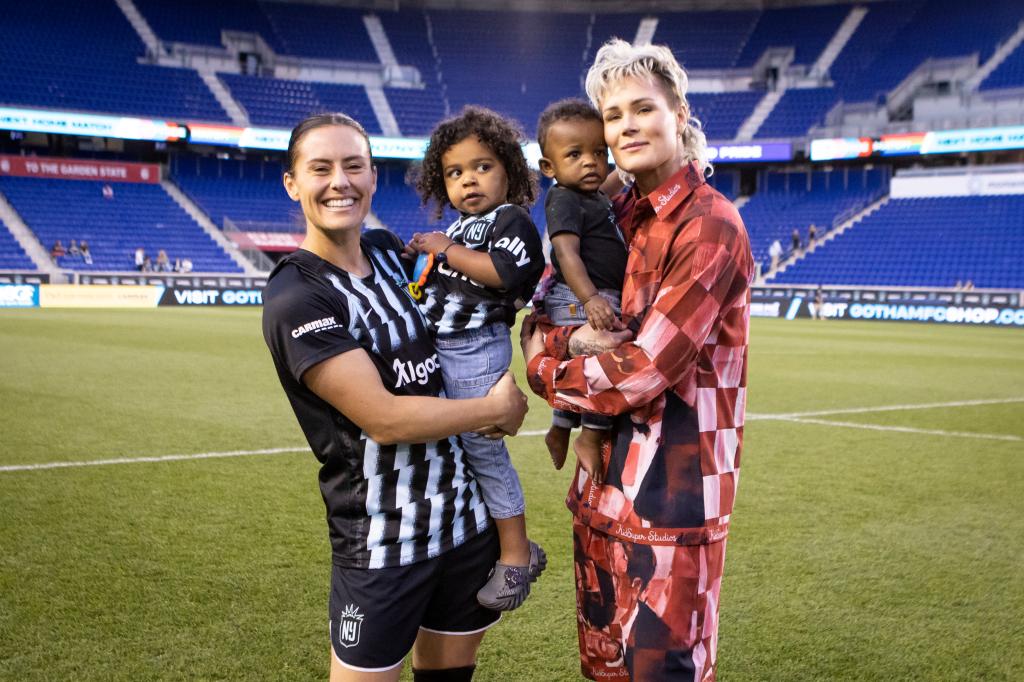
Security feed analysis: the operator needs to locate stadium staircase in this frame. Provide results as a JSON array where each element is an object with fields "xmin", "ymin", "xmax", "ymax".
[
  {"xmin": 767, "ymin": 195, "xmax": 890, "ymax": 281},
  {"xmin": 635, "ymin": 17, "xmax": 659, "ymax": 46},
  {"xmin": 364, "ymin": 14, "xmax": 400, "ymax": 68},
  {"xmin": 365, "ymin": 85, "xmax": 402, "ymax": 137},
  {"xmin": 198, "ymin": 69, "xmax": 250, "ymax": 127},
  {"xmin": 113, "ymin": 0, "xmax": 162, "ymax": 57},
  {"xmin": 735, "ymin": 90, "xmax": 782, "ymax": 141},
  {"xmin": 967, "ymin": 21, "xmax": 1024, "ymax": 90},
  {"xmin": 160, "ymin": 180, "xmax": 262, "ymax": 275},
  {"xmin": 0, "ymin": 194, "xmax": 55, "ymax": 275},
  {"xmin": 809, "ymin": 5, "xmax": 868, "ymax": 78}
]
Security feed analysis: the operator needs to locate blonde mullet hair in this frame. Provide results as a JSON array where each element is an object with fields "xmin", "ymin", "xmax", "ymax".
[{"xmin": 585, "ymin": 38, "xmax": 712, "ymax": 176}]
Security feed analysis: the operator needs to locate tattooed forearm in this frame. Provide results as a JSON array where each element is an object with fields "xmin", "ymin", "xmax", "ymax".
[{"xmin": 568, "ymin": 337, "xmax": 611, "ymax": 358}]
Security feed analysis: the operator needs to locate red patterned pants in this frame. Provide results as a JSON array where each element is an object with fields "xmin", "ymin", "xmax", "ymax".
[{"xmin": 573, "ymin": 519, "xmax": 727, "ymax": 681}]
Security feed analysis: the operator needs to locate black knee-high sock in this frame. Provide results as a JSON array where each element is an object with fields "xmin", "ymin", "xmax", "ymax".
[{"xmin": 412, "ymin": 664, "xmax": 475, "ymax": 681}]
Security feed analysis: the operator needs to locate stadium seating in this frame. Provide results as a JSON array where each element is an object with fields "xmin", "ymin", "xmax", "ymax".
[
  {"xmin": 736, "ymin": 4, "xmax": 850, "ymax": 67},
  {"xmin": 755, "ymin": 88, "xmax": 838, "ymax": 139},
  {"xmin": 377, "ymin": 9, "xmax": 448, "ymax": 135},
  {"xmin": 689, "ymin": 92, "xmax": 764, "ymax": 141},
  {"xmin": 0, "ymin": 222, "xmax": 36, "ymax": 271},
  {"xmin": 259, "ymin": 3, "xmax": 377, "ymax": 62},
  {"xmin": 0, "ymin": 0, "xmax": 229, "ymax": 123},
  {"xmin": 740, "ymin": 168, "xmax": 888, "ymax": 266},
  {"xmin": 371, "ymin": 165, "xmax": 441, "ymax": 243},
  {"xmin": 707, "ymin": 169, "xmax": 739, "ymax": 200},
  {"xmin": 771, "ymin": 195, "xmax": 1024, "ymax": 289},
  {"xmin": 836, "ymin": 0, "xmax": 1023, "ymax": 104},
  {"xmin": 0, "ymin": 177, "xmax": 241, "ymax": 272},
  {"xmin": 652, "ymin": 11, "xmax": 760, "ymax": 70},
  {"xmin": 133, "ymin": 0, "xmax": 282, "ymax": 50},
  {"xmin": 980, "ymin": 40, "xmax": 1024, "ymax": 91},
  {"xmin": 170, "ymin": 156, "xmax": 298, "ymax": 232},
  {"xmin": 219, "ymin": 74, "xmax": 382, "ymax": 132},
  {"xmin": 426, "ymin": 10, "xmax": 592, "ymax": 136},
  {"xmin": 135, "ymin": 0, "xmax": 377, "ymax": 62}
]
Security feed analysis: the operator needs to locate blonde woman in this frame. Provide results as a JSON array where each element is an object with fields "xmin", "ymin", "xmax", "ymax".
[{"xmin": 523, "ymin": 39, "xmax": 754, "ymax": 681}]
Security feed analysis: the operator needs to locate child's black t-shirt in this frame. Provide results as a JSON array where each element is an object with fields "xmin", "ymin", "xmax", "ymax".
[{"xmin": 545, "ymin": 185, "xmax": 627, "ymax": 292}]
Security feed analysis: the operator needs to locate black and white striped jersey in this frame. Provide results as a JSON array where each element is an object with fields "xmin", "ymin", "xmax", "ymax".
[
  {"xmin": 420, "ymin": 204, "xmax": 544, "ymax": 335},
  {"xmin": 262, "ymin": 230, "xmax": 490, "ymax": 569}
]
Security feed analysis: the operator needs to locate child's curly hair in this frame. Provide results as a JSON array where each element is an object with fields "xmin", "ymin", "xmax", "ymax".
[{"xmin": 411, "ymin": 106, "xmax": 538, "ymax": 220}]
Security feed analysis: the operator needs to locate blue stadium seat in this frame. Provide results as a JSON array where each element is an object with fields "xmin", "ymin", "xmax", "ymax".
[
  {"xmin": 170, "ymin": 156, "xmax": 299, "ymax": 232},
  {"xmin": 0, "ymin": 0, "xmax": 229, "ymax": 123},
  {"xmin": 771, "ymin": 194, "xmax": 1024, "ymax": 289},
  {"xmin": 0, "ymin": 176, "xmax": 242, "ymax": 272},
  {"xmin": 0, "ymin": 221, "xmax": 36, "ymax": 270},
  {"xmin": 740, "ymin": 168, "xmax": 888, "ymax": 267}
]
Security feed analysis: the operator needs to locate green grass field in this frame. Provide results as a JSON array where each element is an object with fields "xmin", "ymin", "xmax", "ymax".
[{"xmin": 1, "ymin": 309, "xmax": 1022, "ymax": 681}]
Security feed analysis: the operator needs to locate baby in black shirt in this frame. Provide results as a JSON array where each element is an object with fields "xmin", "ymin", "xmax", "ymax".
[{"xmin": 536, "ymin": 99, "xmax": 628, "ymax": 477}]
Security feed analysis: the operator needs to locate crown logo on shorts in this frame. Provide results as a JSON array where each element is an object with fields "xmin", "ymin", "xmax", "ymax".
[{"xmin": 337, "ymin": 604, "xmax": 364, "ymax": 648}]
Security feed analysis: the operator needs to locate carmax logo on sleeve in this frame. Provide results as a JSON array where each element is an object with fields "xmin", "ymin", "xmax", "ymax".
[
  {"xmin": 0, "ymin": 284, "xmax": 38, "ymax": 308},
  {"xmin": 292, "ymin": 316, "xmax": 339, "ymax": 338}
]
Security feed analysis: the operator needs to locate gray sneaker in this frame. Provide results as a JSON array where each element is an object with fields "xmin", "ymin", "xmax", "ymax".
[{"xmin": 477, "ymin": 541, "xmax": 547, "ymax": 611}]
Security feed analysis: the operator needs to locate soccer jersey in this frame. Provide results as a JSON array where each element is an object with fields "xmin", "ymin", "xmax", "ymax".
[
  {"xmin": 420, "ymin": 204, "xmax": 544, "ymax": 334},
  {"xmin": 262, "ymin": 230, "xmax": 491, "ymax": 569},
  {"xmin": 545, "ymin": 184, "xmax": 627, "ymax": 292},
  {"xmin": 527, "ymin": 162, "xmax": 754, "ymax": 547}
]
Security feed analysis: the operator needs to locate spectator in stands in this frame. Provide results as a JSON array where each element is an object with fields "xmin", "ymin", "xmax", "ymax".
[
  {"xmin": 964, "ymin": 280, "xmax": 975, "ymax": 291},
  {"xmin": 179, "ymin": 258, "xmax": 193, "ymax": 273},
  {"xmin": 68, "ymin": 239, "xmax": 81, "ymax": 258},
  {"xmin": 142, "ymin": 256, "xmax": 153, "ymax": 272},
  {"xmin": 791, "ymin": 227, "xmax": 802, "ymax": 254},
  {"xmin": 102, "ymin": 183, "xmax": 114, "ymax": 200},
  {"xmin": 808, "ymin": 223, "xmax": 818, "ymax": 249},
  {"xmin": 156, "ymin": 249, "xmax": 172, "ymax": 272},
  {"xmin": 134, "ymin": 247, "xmax": 145, "ymax": 271},
  {"xmin": 769, "ymin": 238, "xmax": 783, "ymax": 270},
  {"xmin": 50, "ymin": 239, "xmax": 66, "ymax": 261},
  {"xmin": 523, "ymin": 38, "xmax": 753, "ymax": 681},
  {"xmin": 80, "ymin": 240, "xmax": 92, "ymax": 265},
  {"xmin": 409, "ymin": 105, "xmax": 546, "ymax": 613},
  {"xmin": 263, "ymin": 112, "xmax": 528, "ymax": 682}
]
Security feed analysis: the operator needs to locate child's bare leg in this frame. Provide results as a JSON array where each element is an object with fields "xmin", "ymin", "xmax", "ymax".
[
  {"xmin": 494, "ymin": 514, "xmax": 530, "ymax": 565},
  {"xmin": 545, "ymin": 425, "xmax": 571, "ymax": 469},
  {"xmin": 573, "ymin": 427, "xmax": 605, "ymax": 486}
]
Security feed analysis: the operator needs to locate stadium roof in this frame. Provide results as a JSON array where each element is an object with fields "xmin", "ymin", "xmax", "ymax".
[{"xmin": 270, "ymin": 0, "xmax": 880, "ymax": 13}]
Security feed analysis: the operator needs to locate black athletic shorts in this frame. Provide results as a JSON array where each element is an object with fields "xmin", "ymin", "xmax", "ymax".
[{"xmin": 329, "ymin": 526, "xmax": 501, "ymax": 672}]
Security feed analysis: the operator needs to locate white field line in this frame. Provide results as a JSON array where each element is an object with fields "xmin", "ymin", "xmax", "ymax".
[
  {"xmin": 772, "ymin": 417, "xmax": 1021, "ymax": 442},
  {"xmin": 3, "ymin": 397, "xmax": 1021, "ymax": 473},
  {"xmin": 747, "ymin": 397, "xmax": 1024, "ymax": 420},
  {"xmin": 0, "ymin": 446, "xmax": 311, "ymax": 473}
]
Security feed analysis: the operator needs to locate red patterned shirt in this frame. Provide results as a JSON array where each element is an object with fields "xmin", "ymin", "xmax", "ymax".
[{"xmin": 527, "ymin": 161, "xmax": 754, "ymax": 546}]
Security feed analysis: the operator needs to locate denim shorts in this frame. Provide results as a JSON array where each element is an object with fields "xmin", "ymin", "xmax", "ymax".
[
  {"xmin": 544, "ymin": 282, "xmax": 622, "ymax": 327},
  {"xmin": 434, "ymin": 323, "xmax": 525, "ymax": 519}
]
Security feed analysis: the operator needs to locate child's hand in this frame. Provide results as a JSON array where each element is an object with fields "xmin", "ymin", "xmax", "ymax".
[
  {"xmin": 584, "ymin": 295, "xmax": 617, "ymax": 331},
  {"xmin": 411, "ymin": 231, "xmax": 452, "ymax": 256}
]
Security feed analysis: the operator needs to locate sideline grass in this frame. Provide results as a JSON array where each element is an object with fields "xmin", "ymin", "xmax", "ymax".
[{"xmin": 1, "ymin": 310, "xmax": 1022, "ymax": 680}]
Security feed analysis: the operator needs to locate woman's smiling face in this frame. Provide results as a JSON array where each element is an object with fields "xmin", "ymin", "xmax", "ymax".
[
  {"xmin": 599, "ymin": 75, "xmax": 687, "ymax": 193},
  {"xmin": 284, "ymin": 124, "xmax": 377, "ymax": 237}
]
